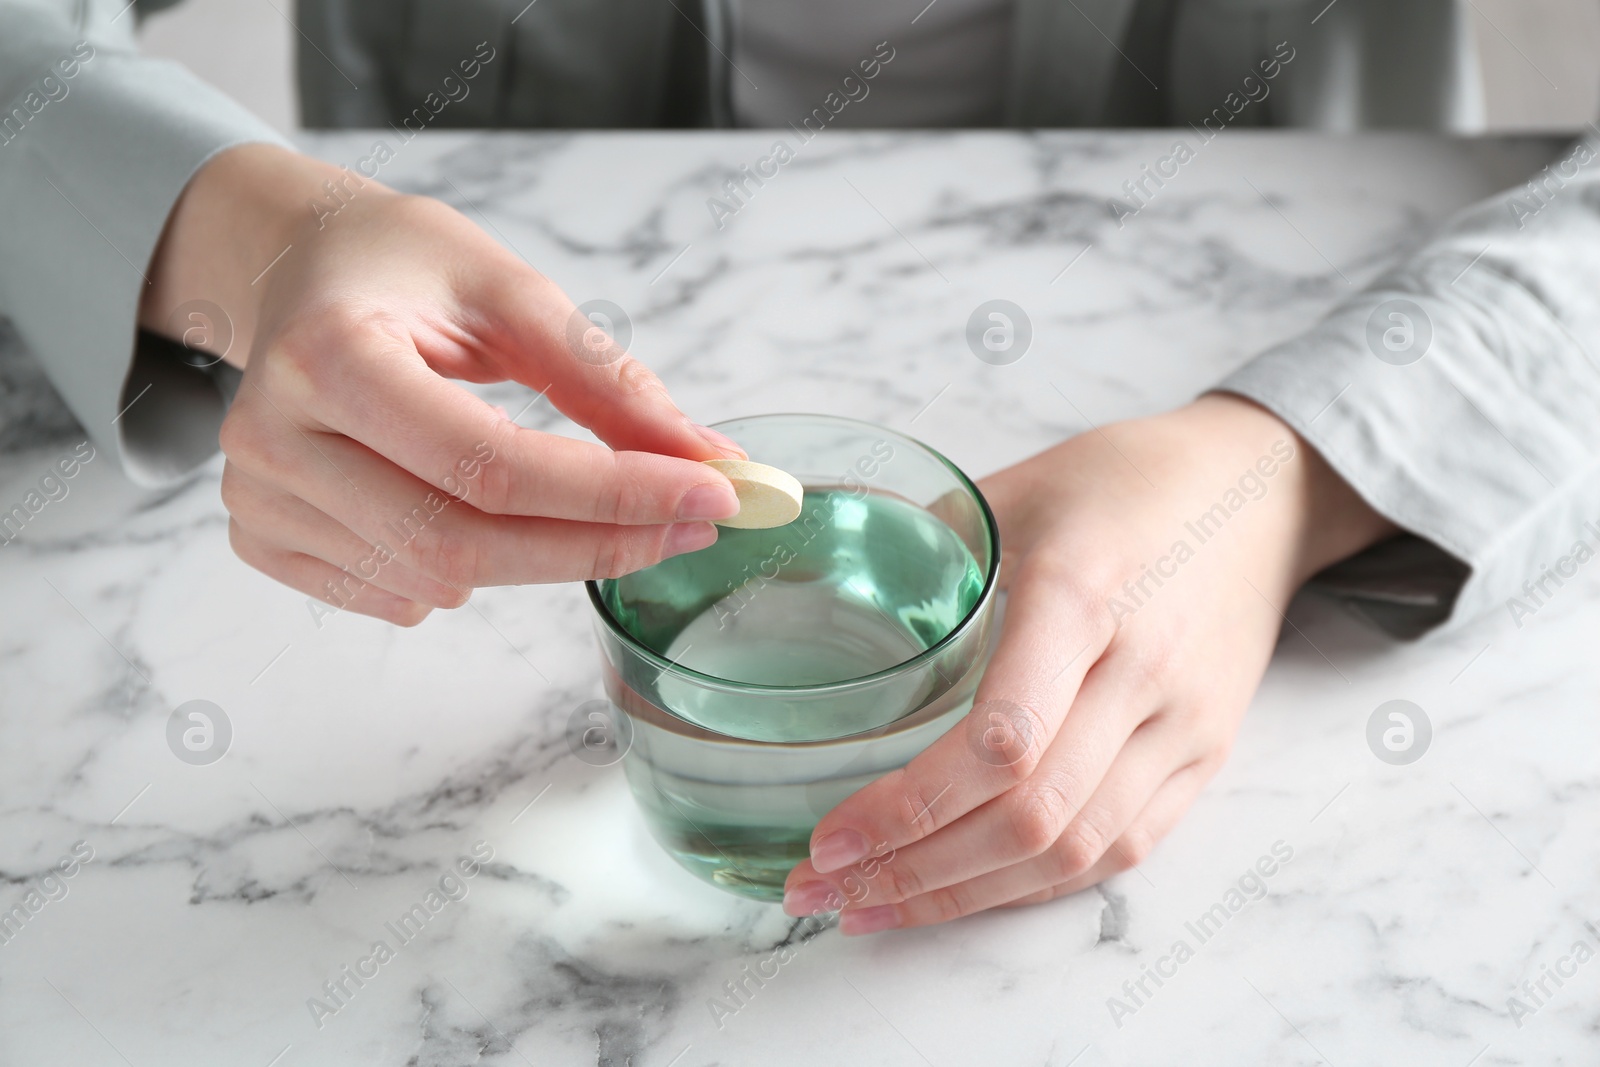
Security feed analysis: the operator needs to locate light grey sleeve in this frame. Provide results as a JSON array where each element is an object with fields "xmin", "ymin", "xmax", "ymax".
[
  {"xmin": 1218, "ymin": 136, "xmax": 1600, "ymax": 638},
  {"xmin": 0, "ymin": 0, "xmax": 290, "ymax": 487}
]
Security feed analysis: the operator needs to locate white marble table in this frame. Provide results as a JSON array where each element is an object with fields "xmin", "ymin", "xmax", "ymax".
[{"xmin": 3, "ymin": 130, "xmax": 1595, "ymax": 1066}]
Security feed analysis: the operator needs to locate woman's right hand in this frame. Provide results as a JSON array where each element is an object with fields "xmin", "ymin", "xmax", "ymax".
[{"xmin": 142, "ymin": 143, "xmax": 744, "ymax": 624}]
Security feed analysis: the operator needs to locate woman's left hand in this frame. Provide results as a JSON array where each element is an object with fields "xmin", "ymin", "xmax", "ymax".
[{"xmin": 781, "ymin": 394, "xmax": 1396, "ymax": 932}]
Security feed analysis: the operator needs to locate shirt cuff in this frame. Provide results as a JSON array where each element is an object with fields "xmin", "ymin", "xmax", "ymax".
[
  {"xmin": 1215, "ymin": 247, "xmax": 1600, "ymax": 637},
  {"xmin": 0, "ymin": 30, "xmax": 289, "ymax": 487}
]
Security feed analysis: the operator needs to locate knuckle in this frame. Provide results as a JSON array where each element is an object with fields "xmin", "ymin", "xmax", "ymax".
[
  {"xmin": 993, "ymin": 749, "xmax": 1039, "ymax": 788},
  {"xmin": 611, "ymin": 460, "xmax": 662, "ymax": 525},
  {"xmin": 1052, "ymin": 822, "xmax": 1110, "ymax": 881},
  {"xmin": 408, "ymin": 524, "xmax": 478, "ymax": 590},
  {"xmin": 593, "ymin": 453, "xmax": 634, "ymax": 526},
  {"xmin": 611, "ymin": 356, "xmax": 665, "ymax": 398},
  {"xmin": 1199, "ymin": 724, "xmax": 1237, "ymax": 767},
  {"xmin": 894, "ymin": 774, "xmax": 945, "ymax": 841},
  {"xmin": 1115, "ymin": 827, "xmax": 1156, "ymax": 870},
  {"xmin": 1028, "ymin": 549, "xmax": 1121, "ymax": 625},
  {"xmin": 465, "ymin": 429, "xmax": 518, "ymax": 516},
  {"xmin": 277, "ymin": 330, "xmax": 319, "ymax": 375},
  {"xmin": 1186, "ymin": 733, "xmax": 1234, "ymax": 776},
  {"xmin": 345, "ymin": 586, "xmax": 429, "ymax": 626},
  {"xmin": 870, "ymin": 858, "xmax": 924, "ymax": 905},
  {"xmin": 217, "ymin": 409, "xmax": 248, "ymax": 459},
  {"xmin": 218, "ymin": 405, "xmax": 269, "ymax": 464},
  {"xmin": 994, "ymin": 700, "xmax": 1052, "ymax": 783},
  {"xmin": 226, "ymin": 522, "xmax": 281, "ymax": 584},
  {"xmin": 226, "ymin": 518, "xmax": 254, "ymax": 563},
  {"xmin": 382, "ymin": 601, "xmax": 433, "ymax": 627},
  {"xmin": 1003, "ymin": 886, "xmax": 1059, "ymax": 909},
  {"xmin": 478, "ymin": 261, "xmax": 530, "ymax": 307},
  {"xmin": 922, "ymin": 883, "xmax": 976, "ymax": 925},
  {"xmin": 590, "ymin": 535, "xmax": 626, "ymax": 581},
  {"xmin": 1015, "ymin": 811, "xmax": 1064, "ymax": 863},
  {"xmin": 468, "ymin": 464, "xmax": 513, "ymax": 517},
  {"xmin": 219, "ymin": 398, "xmax": 301, "ymax": 476},
  {"xmin": 218, "ymin": 464, "xmax": 249, "ymax": 517},
  {"xmin": 1008, "ymin": 782, "xmax": 1073, "ymax": 858},
  {"xmin": 267, "ymin": 306, "xmax": 397, "ymax": 401},
  {"xmin": 217, "ymin": 466, "xmax": 278, "ymax": 530},
  {"xmin": 968, "ymin": 697, "xmax": 1052, "ymax": 784},
  {"xmin": 1117, "ymin": 633, "xmax": 1182, "ymax": 699},
  {"xmin": 393, "ymin": 192, "xmax": 463, "ymax": 231},
  {"xmin": 600, "ymin": 475, "xmax": 629, "ymax": 527},
  {"xmin": 1038, "ymin": 546, "xmax": 1114, "ymax": 598},
  {"xmin": 591, "ymin": 528, "xmax": 658, "ymax": 580},
  {"xmin": 264, "ymin": 330, "xmax": 329, "ymax": 397}
]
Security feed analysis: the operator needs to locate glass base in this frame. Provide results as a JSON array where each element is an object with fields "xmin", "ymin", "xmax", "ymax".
[
  {"xmin": 631, "ymin": 776, "xmax": 814, "ymax": 902},
  {"xmin": 653, "ymin": 825, "xmax": 808, "ymax": 902}
]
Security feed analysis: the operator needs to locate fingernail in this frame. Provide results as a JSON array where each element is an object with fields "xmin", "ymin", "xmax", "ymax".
[
  {"xmin": 782, "ymin": 880, "xmax": 841, "ymax": 917},
  {"xmin": 662, "ymin": 521, "xmax": 718, "ymax": 558},
  {"xmin": 840, "ymin": 905, "xmax": 900, "ymax": 936},
  {"xmin": 676, "ymin": 482, "xmax": 740, "ymax": 521},
  {"xmin": 810, "ymin": 829, "xmax": 869, "ymax": 874},
  {"xmin": 694, "ymin": 424, "xmax": 747, "ymax": 458}
]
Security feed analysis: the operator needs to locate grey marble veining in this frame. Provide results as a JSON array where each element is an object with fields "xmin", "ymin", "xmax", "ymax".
[{"xmin": 3, "ymin": 130, "xmax": 1597, "ymax": 1066}]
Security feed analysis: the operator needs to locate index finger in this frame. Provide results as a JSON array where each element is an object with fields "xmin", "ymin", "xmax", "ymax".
[
  {"xmin": 296, "ymin": 325, "xmax": 743, "ymax": 525},
  {"xmin": 475, "ymin": 272, "xmax": 743, "ymax": 462},
  {"xmin": 805, "ymin": 556, "xmax": 1113, "ymax": 873}
]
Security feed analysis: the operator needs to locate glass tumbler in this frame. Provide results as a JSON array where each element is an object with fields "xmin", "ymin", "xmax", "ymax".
[{"xmin": 587, "ymin": 414, "xmax": 999, "ymax": 901}]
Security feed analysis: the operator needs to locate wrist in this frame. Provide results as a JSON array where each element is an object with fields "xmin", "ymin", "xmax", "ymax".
[
  {"xmin": 140, "ymin": 143, "xmax": 385, "ymax": 369},
  {"xmin": 1176, "ymin": 393, "xmax": 1398, "ymax": 590}
]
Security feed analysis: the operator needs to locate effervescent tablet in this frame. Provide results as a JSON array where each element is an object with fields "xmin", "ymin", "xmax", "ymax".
[{"xmin": 702, "ymin": 459, "xmax": 803, "ymax": 529}]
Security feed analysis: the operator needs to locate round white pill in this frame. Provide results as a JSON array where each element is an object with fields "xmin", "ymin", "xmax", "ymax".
[{"xmin": 702, "ymin": 459, "xmax": 804, "ymax": 529}]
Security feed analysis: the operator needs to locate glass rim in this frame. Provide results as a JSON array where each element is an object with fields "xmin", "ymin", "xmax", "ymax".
[{"xmin": 584, "ymin": 412, "xmax": 1000, "ymax": 697}]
